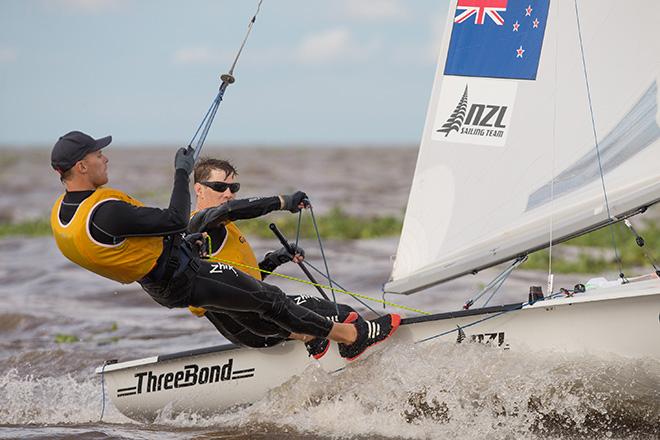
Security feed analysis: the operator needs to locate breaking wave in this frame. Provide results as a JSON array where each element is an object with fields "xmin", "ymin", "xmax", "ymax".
[
  {"xmin": 156, "ymin": 341, "xmax": 660, "ymax": 439},
  {"xmin": 0, "ymin": 369, "xmax": 128, "ymax": 425},
  {"xmin": 2, "ymin": 340, "xmax": 659, "ymax": 439}
]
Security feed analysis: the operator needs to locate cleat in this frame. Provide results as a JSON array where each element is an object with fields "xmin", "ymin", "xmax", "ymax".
[
  {"xmin": 339, "ymin": 313, "xmax": 401, "ymax": 361},
  {"xmin": 305, "ymin": 310, "xmax": 360, "ymax": 360}
]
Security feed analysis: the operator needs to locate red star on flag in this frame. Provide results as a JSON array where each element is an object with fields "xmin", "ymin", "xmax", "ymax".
[
  {"xmin": 533, "ymin": 18, "xmax": 540, "ymax": 28},
  {"xmin": 525, "ymin": 5, "xmax": 533, "ymax": 16},
  {"xmin": 516, "ymin": 45, "xmax": 525, "ymax": 58},
  {"xmin": 513, "ymin": 20, "xmax": 520, "ymax": 31}
]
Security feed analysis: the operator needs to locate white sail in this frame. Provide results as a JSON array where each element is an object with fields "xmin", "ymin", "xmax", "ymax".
[{"xmin": 387, "ymin": 0, "xmax": 660, "ymax": 294}]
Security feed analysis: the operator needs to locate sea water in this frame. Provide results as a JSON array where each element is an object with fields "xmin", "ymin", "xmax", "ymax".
[
  {"xmin": 1, "ymin": 148, "xmax": 658, "ymax": 439},
  {"xmin": 1, "ymin": 236, "xmax": 658, "ymax": 439}
]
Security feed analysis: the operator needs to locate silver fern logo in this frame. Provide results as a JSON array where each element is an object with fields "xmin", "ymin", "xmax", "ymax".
[
  {"xmin": 433, "ymin": 77, "xmax": 516, "ymax": 147},
  {"xmin": 437, "ymin": 86, "xmax": 469, "ymax": 137}
]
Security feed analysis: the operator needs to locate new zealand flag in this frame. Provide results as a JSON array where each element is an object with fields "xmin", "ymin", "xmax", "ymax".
[{"xmin": 444, "ymin": 0, "xmax": 550, "ymax": 80}]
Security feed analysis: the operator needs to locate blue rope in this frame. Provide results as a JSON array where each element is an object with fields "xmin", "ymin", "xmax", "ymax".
[
  {"xmin": 188, "ymin": 91, "xmax": 220, "ymax": 148},
  {"xmin": 188, "ymin": 0, "xmax": 264, "ymax": 162},
  {"xmin": 192, "ymin": 91, "xmax": 225, "ymax": 162}
]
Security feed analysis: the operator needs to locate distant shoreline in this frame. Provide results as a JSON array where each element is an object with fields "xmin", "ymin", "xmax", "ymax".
[{"xmin": 0, "ymin": 143, "xmax": 419, "ymax": 151}]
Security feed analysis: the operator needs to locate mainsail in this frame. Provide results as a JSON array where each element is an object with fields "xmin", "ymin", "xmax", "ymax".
[{"xmin": 387, "ymin": 0, "xmax": 660, "ymax": 295}]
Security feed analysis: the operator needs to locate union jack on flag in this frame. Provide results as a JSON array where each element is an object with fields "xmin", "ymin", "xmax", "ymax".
[
  {"xmin": 444, "ymin": 0, "xmax": 550, "ymax": 80},
  {"xmin": 454, "ymin": 0, "xmax": 508, "ymax": 25}
]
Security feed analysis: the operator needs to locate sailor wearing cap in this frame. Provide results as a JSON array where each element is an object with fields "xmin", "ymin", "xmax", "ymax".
[{"xmin": 49, "ymin": 130, "xmax": 400, "ymax": 361}]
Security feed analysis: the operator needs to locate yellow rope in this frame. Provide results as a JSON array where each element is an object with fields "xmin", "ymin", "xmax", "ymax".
[{"xmin": 206, "ymin": 256, "xmax": 431, "ymax": 316}]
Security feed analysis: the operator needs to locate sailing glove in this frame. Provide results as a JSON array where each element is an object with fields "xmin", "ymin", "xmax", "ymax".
[
  {"xmin": 184, "ymin": 232, "xmax": 209, "ymax": 257},
  {"xmin": 175, "ymin": 146, "xmax": 195, "ymax": 175},
  {"xmin": 281, "ymin": 191, "xmax": 309, "ymax": 213},
  {"xmin": 261, "ymin": 243, "xmax": 305, "ymax": 272}
]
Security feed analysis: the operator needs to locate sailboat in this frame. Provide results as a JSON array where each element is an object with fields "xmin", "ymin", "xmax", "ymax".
[{"xmin": 97, "ymin": 0, "xmax": 660, "ymax": 421}]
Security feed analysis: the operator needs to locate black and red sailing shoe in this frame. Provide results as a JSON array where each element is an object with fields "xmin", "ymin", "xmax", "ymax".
[
  {"xmin": 338, "ymin": 313, "xmax": 401, "ymax": 361},
  {"xmin": 305, "ymin": 311, "xmax": 359, "ymax": 360}
]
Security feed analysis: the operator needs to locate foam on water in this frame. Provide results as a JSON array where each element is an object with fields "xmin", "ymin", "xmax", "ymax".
[
  {"xmin": 2, "ymin": 233, "xmax": 659, "ymax": 438},
  {"xmin": 0, "ymin": 369, "xmax": 130, "ymax": 425},
  {"xmin": 154, "ymin": 341, "xmax": 659, "ymax": 439}
]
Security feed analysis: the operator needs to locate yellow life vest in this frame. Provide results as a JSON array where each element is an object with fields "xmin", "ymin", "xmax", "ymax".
[
  {"xmin": 50, "ymin": 187, "xmax": 163, "ymax": 284},
  {"xmin": 188, "ymin": 215, "xmax": 261, "ymax": 317}
]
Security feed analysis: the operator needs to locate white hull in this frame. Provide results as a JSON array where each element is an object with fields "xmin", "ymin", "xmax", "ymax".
[{"xmin": 97, "ymin": 279, "xmax": 660, "ymax": 422}]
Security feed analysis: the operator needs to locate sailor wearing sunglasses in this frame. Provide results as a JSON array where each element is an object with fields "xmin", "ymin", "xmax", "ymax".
[
  {"xmin": 188, "ymin": 157, "xmax": 377, "ymax": 359},
  {"xmin": 49, "ymin": 130, "xmax": 399, "ymax": 363}
]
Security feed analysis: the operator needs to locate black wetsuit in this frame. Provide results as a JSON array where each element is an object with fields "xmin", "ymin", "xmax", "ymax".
[
  {"xmin": 189, "ymin": 198, "xmax": 357, "ymax": 347},
  {"xmin": 57, "ymin": 170, "xmax": 334, "ymax": 340}
]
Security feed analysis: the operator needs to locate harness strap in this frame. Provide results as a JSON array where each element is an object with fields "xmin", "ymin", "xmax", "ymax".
[{"xmin": 161, "ymin": 234, "xmax": 183, "ymax": 281}]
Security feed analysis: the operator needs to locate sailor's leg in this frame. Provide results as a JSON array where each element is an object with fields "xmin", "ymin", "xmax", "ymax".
[
  {"xmin": 189, "ymin": 261, "xmax": 333, "ymax": 339},
  {"xmin": 205, "ymin": 311, "xmax": 287, "ymax": 348},
  {"xmin": 288, "ymin": 295, "xmax": 359, "ymax": 323}
]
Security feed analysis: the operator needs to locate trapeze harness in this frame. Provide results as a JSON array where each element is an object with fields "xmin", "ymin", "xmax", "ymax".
[
  {"xmin": 188, "ymin": 214, "xmax": 261, "ymax": 318},
  {"xmin": 50, "ymin": 183, "xmax": 333, "ymax": 340}
]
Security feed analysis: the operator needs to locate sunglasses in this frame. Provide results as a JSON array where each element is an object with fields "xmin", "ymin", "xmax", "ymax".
[{"xmin": 200, "ymin": 181, "xmax": 241, "ymax": 193}]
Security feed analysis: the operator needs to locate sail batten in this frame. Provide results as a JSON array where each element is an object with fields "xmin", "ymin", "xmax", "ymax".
[{"xmin": 387, "ymin": 0, "xmax": 660, "ymax": 295}]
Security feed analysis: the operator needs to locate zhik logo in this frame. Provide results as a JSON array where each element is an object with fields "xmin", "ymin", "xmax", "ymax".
[
  {"xmin": 116, "ymin": 358, "xmax": 255, "ymax": 397},
  {"xmin": 436, "ymin": 85, "xmax": 509, "ymax": 140}
]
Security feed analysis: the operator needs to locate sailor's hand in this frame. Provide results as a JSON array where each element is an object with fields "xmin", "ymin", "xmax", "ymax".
[
  {"xmin": 264, "ymin": 243, "xmax": 305, "ymax": 268},
  {"xmin": 292, "ymin": 252, "xmax": 304, "ymax": 264},
  {"xmin": 175, "ymin": 146, "xmax": 195, "ymax": 175},
  {"xmin": 281, "ymin": 191, "xmax": 310, "ymax": 213},
  {"xmin": 184, "ymin": 232, "xmax": 209, "ymax": 257}
]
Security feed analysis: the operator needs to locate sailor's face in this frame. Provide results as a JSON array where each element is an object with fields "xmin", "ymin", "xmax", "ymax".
[
  {"xmin": 80, "ymin": 150, "xmax": 109, "ymax": 187},
  {"xmin": 197, "ymin": 169, "xmax": 236, "ymax": 209}
]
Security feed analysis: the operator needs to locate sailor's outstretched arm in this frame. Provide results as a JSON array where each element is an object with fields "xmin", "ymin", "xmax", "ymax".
[
  {"xmin": 91, "ymin": 168, "xmax": 191, "ymax": 237},
  {"xmin": 189, "ymin": 189, "xmax": 309, "ymax": 233},
  {"xmin": 189, "ymin": 196, "xmax": 282, "ymax": 233}
]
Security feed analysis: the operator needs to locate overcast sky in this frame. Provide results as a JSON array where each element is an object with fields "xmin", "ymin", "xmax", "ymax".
[{"xmin": 0, "ymin": 0, "xmax": 449, "ymax": 147}]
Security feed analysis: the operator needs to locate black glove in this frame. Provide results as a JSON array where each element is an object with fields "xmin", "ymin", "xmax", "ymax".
[
  {"xmin": 262, "ymin": 243, "xmax": 305, "ymax": 270},
  {"xmin": 184, "ymin": 232, "xmax": 209, "ymax": 257},
  {"xmin": 175, "ymin": 146, "xmax": 195, "ymax": 175},
  {"xmin": 281, "ymin": 191, "xmax": 309, "ymax": 213}
]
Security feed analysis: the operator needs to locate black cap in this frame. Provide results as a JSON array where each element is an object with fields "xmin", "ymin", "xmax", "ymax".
[{"xmin": 51, "ymin": 131, "xmax": 112, "ymax": 173}]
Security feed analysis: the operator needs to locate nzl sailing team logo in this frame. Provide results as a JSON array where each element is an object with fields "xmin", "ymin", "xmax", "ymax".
[
  {"xmin": 432, "ymin": 76, "xmax": 517, "ymax": 146},
  {"xmin": 445, "ymin": 0, "xmax": 550, "ymax": 80},
  {"xmin": 116, "ymin": 358, "xmax": 254, "ymax": 397}
]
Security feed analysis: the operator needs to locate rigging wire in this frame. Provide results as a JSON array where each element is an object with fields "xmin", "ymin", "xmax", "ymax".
[
  {"xmin": 547, "ymin": 0, "xmax": 560, "ymax": 296},
  {"xmin": 574, "ymin": 0, "xmax": 626, "ymax": 282},
  {"xmin": 623, "ymin": 219, "xmax": 660, "ymax": 276},
  {"xmin": 307, "ymin": 203, "xmax": 341, "ymax": 315},
  {"xmin": 288, "ymin": 204, "xmax": 382, "ymax": 315},
  {"xmin": 481, "ymin": 270, "xmax": 510, "ymax": 308},
  {"xmin": 462, "ymin": 257, "xmax": 526, "ymax": 310},
  {"xmin": 302, "ymin": 259, "xmax": 382, "ymax": 316},
  {"xmin": 188, "ymin": 0, "xmax": 265, "ymax": 162},
  {"xmin": 418, "ymin": 285, "xmax": 580, "ymax": 345}
]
